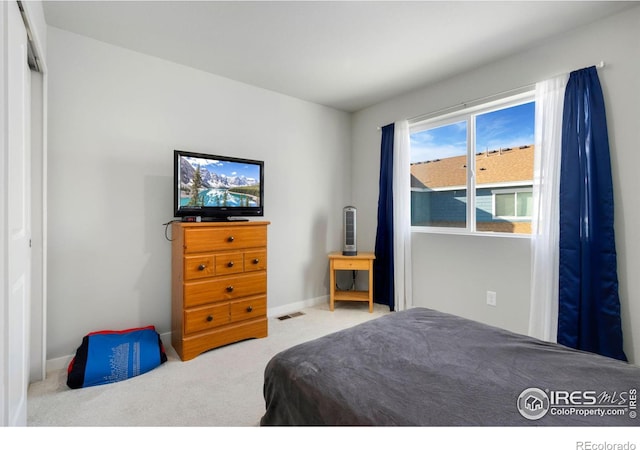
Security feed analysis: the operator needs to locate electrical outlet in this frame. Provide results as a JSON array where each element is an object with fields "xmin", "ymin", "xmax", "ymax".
[{"xmin": 486, "ymin": 291, "xmax": 497, "ymax": 306}]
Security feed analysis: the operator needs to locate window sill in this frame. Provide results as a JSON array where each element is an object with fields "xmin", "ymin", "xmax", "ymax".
[{"xmin": 411, "ymin": 226, "xmax": 531, "ymax": 239}]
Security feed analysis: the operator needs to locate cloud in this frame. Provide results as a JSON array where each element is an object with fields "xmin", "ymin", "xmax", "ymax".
[
  {"xmin": 411, "ymin": 101, "xmax": 534, "ymax": 161},
  {"xmin": 411, "ymin": 125, "xmax": 466, "ymax": 162}
]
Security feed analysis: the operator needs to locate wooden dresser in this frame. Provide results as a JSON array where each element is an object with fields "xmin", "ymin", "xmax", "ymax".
[{"xmin": 171, "ymin": 221, "xmax": 270, "ymax": 361}]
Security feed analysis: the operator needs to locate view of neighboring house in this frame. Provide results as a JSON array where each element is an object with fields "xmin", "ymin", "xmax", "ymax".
[{"xmin": 411, "ymin": 145, "xmax": 534, "ymax": 234}]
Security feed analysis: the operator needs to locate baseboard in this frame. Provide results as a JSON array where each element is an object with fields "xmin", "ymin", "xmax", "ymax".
[
  {"xmin": 267, "ymin": 295, "xmax": 327, "ymax": 318},
  {"xmin": 46, "ymin": 354, "xmax": 73, "ymax": 373},
  {"xmin": 43, "ymin": 296, "xmax": 329, "ymax": 375}
]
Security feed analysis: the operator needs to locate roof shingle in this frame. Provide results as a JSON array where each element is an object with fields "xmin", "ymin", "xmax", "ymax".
[{"xmin": 411, "ymin": 145, "xmax": 534, "ymax": 189}]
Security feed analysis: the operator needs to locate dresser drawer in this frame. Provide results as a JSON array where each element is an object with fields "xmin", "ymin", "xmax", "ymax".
[
  {"xmin": 180, "ymin": 318, "xmax": 268, "ymax": 361},
  {"xmin": 230, "ymin": 296, "xmax": 267, "ymax": 323},
  {"xmin": 184, "ymin": 226, "xmax": 267, "ymax": 253},
  {"xmin": 184, "ymin": 303, "xmax": 230, "ymax": 335},
  {"xmin": 214, "ymin": 252, "xmax": 244, "ymax": 276},
  {"xmin": 332, "ymin": 258, "xmax": 370, "ymax": 271},
  {"xmin": 184, "ymin": 272, "xmax": 267, "ymax": 308},
  {"xmin": 243, "ymin": 249, "xmax": 267, "ymax": 272},
  {"xmin": 184, "ymin": 255, "xmax": 215, "ymax": 280}
]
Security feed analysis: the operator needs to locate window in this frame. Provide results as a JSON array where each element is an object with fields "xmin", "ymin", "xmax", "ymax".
[
  {"xmin": 410, "ymin": 92, "xmax": 535, "ymax": 235},
  {"xmin": 494, "ymin": 190, "xmax": 533, "ymax": 218}
]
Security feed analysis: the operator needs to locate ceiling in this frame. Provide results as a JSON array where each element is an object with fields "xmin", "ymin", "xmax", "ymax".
[{"xmin": 42, "ymin": 1, "xmax": 635, "ymax": 112}]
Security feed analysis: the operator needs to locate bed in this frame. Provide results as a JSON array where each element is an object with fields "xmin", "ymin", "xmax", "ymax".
[{"xmin": 260, "ymin": 307, "xmax": 639, "ymax": 426}]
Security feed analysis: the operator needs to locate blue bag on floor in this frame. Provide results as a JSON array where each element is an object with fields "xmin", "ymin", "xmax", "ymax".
[{"xmin": 67, "ymin": 325, "xmax": 168, "ymax": 389}]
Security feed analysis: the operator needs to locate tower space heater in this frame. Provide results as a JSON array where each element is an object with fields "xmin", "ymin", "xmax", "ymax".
[{"xmin": 342, "ymin": 206, "xmax": 357, "ymax": 256}]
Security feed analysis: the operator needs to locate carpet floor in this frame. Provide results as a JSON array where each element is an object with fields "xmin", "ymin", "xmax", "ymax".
[{"xmin": 27, "ymin": 301, "xmax": 390, "ymax": 427}]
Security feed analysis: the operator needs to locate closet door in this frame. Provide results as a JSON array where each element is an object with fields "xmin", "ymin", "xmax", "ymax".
[{"xmin": 2, "ymin": 0, "xmax": 31, "ymax": 426}]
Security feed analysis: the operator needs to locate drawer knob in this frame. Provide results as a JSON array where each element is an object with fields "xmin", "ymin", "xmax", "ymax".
[
  {"xmin": 227, "ymin": 236, "xmax": 235, "ymax": 242},
  {"xmin": 227, "ymin": 261, "xmax": 234, "ymax": 268},
  {"xmin": 253, "ymin": 258, "xmax": 259, "ymax": 264},
  {"xmin": 206, "ymin": 315, "xmax": 213, "ymax": 322},
  {"xmin": 226, "ymin": 285, "xmax": 234, "ymax": 292},
  {"xmin": 246, "ymin": 306, "xmax": 253, "ymax": 312},
  {"xmin": 198, "ymin": 264, "xmax": 206, "ymax": 271}
]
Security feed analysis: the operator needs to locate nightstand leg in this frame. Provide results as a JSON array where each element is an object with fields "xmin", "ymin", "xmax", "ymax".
[
  {"xmin": 330, "ymin": 262, "xmax": 335, "ymax": 311},
  {"xmin": 368, "ymin": 260, "xmax": 373, "ymax": 313}
]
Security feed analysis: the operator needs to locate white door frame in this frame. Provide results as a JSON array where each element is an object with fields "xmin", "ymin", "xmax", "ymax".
[
  {"xmin": 0, "ymin": 0, "xmax": 9, "ymax": 426},
  {"xmin": 17, "ymin": 0, "xmax": 48, "ymax": 385}
]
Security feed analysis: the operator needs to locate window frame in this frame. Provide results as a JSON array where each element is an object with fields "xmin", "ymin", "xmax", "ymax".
[{"xmin": 409, "ymin": 90, "xmax": 535, "ymax": 238}]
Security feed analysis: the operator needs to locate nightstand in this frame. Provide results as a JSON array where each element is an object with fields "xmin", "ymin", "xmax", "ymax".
[{"xmin": 328, "ymin": 251, "xmax": 375, "ymax": 313}]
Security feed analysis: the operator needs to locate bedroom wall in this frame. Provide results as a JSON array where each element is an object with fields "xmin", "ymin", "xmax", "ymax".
[
  {"xmin": 351, "ymin": 5, "xmax": 640, "ymax": 364},
  {"xmin": 46, "ymin": 27, "xmax": 352, "ymax": 360}
]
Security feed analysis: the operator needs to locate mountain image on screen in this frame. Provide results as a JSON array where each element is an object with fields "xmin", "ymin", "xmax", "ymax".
[{"xmin": 180, "ymin": 156, "xmax": 260, "ymax": 208}]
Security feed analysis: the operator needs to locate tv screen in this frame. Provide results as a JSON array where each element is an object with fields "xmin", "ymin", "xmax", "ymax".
[{"xmin": 174, "ymin": 149, "xmax": 264, "ymax": 221}]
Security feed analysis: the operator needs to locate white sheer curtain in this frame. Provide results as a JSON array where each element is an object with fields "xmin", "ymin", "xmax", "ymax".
[
  {"xmin": 528, "ymin": 74, "xmax": 568, "ymax": 342},
  {"xmin": 392, "ymin": 120, "xmax": 412, "ymax": 311}
]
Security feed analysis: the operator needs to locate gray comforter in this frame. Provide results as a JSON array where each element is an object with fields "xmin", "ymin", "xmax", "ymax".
[{"xmin": 260, "ymin": 307, "xmax": 639, "ymax": 426}]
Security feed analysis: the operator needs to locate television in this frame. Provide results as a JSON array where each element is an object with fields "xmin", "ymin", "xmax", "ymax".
[{"xmin": 174, "ymin": 149, "xmax": 264, "ymax": 221}]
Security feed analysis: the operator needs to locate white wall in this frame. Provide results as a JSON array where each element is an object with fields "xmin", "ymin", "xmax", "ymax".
[
  {"xmin": 46, "ymin": 27, "xmax": 351, "ymax": 360},
  {"xmin": 352, "ymin": 6, "xmax": 640, "ymax": 363}
]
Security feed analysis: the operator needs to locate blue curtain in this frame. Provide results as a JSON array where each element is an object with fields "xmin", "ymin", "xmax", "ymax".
[
  {"xmin": 373, "ymin": 123, "xmax": 395, "ymax": 311},
  {"xmin": 558, "ymin": 66, "xmax": 626, "ymax": 361}
]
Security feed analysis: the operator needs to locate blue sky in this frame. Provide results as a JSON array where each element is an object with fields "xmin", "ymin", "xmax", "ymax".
[
  {"xmin": 185, "ymin": 156, "xmax": 260, "ymax": 181},
  {"xmin": 410, "ymin": 101, "xmax": 535, "ymax": 163}
]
